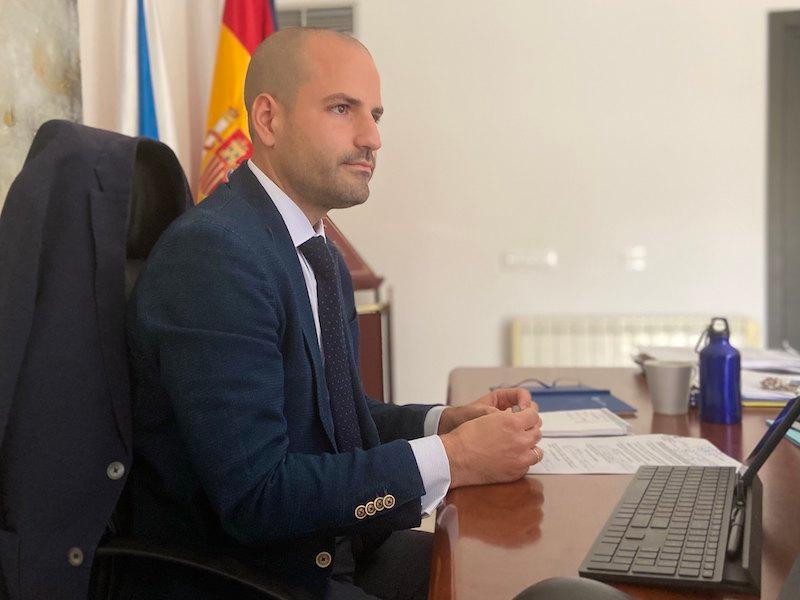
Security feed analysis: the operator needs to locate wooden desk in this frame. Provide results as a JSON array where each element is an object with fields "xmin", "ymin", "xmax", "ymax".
[{"xmin": 429, "ymin": 367, "xmax": 800, "ymax": 600}]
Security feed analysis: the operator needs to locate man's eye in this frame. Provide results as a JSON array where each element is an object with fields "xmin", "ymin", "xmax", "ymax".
[{"xmin": 332, "ymin": 104, "xmax": 349, "ymax": 115}]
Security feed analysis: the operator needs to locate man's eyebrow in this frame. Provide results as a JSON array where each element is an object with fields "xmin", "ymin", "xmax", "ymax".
[{"xmin": 323, "ymin": 93, "xmax": 384, "ymax": 119}]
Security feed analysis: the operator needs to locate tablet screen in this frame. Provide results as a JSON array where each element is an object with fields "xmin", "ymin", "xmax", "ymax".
[{"xmin": 739, "ymin": 395, "xmax": 800, "ymax": 487}]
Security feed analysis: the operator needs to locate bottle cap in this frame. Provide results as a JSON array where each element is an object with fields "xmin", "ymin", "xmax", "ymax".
[{"xmin": 708, "ymin": 317, "xmax": 730, "ymax": 338}]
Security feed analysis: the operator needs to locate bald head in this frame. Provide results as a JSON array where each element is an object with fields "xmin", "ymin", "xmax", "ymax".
[
  {"xmin": 245, "ymin": 26, "xmax": 382, "ymax": 224},
  {"xmin": 244, "ymin": 28, "xmax": 369, "ymax": 116}
]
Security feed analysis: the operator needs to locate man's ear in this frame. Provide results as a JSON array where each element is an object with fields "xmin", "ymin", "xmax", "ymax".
[{"xmin": 250, "ymin": 93, "xmax": 281, "ymax": 147}]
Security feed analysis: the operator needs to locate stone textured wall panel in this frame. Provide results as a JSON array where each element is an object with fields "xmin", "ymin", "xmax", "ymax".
[{"xmin": 0, "ymin": 0, "xmax": 82, "ymax": 210}]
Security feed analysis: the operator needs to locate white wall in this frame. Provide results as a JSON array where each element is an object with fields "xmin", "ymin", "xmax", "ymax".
[
  {"xmin": 79, "ymin": 0, "xmax": 800, "ymax": 406},
  {"xmin": 332, "ymin": 0, "xmax": 799, "ymax": 404}
]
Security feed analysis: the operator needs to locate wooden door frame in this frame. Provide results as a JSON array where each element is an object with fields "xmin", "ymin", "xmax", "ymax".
[{"xmin": 767, "ymin": 11, "xmax": 800, "ymax": 346}]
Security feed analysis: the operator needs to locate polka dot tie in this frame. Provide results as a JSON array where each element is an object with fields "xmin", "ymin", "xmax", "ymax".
[{"xmin": 299, "ymin": 236, "xmax": 363, "ymax": 452}]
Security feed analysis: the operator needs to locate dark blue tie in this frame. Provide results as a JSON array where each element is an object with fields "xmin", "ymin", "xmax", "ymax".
[{"xmin": 299, "ymin": 236, "xmax": 362, "ymax": 452}]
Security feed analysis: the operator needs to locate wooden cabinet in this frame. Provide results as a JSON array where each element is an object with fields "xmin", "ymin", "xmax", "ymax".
[{"xmin": 357, "ymin": 302, "xmax": 391, "ymax": 403}]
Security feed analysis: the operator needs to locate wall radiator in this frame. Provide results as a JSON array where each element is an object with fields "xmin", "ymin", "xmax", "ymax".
[{"xmin": 511, "ymin": 315, "xmax": 761, "ymax": 367}]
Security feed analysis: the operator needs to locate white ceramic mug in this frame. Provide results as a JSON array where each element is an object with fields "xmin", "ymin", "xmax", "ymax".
[{"xmin": 644, "ymin": 360, "xmax": 694, "ymax": 415}]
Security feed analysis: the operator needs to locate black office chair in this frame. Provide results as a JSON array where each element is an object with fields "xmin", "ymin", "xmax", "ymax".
[
  {"xmin": 511, "ymin": 577, "xmax": 633, "ymax": 600},
  {"xmin": 0, "ymin": 121, "xmax": 309, "ymax": 600}
]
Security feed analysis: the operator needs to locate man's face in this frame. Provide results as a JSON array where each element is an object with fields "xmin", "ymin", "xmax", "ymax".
[{"xmin": 273, "ymin": 38, "xmax": 383, "ymax": 213}]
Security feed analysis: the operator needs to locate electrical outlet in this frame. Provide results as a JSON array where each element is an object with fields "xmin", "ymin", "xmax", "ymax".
[
  {"xmin": 502, "ymin": 250, "xmax": 558, "ymax": 269},
  {"xmin": 623, "ymin": 245, "xmax": 647, "ymax": 271}
]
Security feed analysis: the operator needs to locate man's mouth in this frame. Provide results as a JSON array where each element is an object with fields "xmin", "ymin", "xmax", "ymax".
[{"xmin": 345, "ymin": 162, "xmax": 373, "ymax": 173}]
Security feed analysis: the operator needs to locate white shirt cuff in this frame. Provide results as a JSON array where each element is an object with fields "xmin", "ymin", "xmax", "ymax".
[
  {"xmin": 408, "ymin": 434, "xmax": 451, "ymax": 516},
  {"xmin": 423, "ymin": 405, "xmax": 448, "ymax": 437}
]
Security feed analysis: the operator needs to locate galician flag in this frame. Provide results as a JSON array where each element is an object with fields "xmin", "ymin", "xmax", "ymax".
[
  {"xmin": 117, "ymin": 0, "xmax": 178, "ymax": 149},
  {"xmin": 198, "ymin": 0, "xmax": 277, "ymax": 201}
]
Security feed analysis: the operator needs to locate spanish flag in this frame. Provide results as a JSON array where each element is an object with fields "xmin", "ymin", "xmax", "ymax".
[{"xmin": 199, "ymin": 0, "xmax": 276, "ymax": 201}]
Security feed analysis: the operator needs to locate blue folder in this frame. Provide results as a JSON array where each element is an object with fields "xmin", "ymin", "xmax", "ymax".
[
  {"xmin": 521, "ymin": 385, "xmax": 638, "ymax": 416},
  {"xmin": 766, "ymin": 418, "xmax": 800, "ymax": 448}
]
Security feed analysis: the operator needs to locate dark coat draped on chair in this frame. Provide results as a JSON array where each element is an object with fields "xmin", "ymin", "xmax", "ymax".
[{"xmin": 0, "ymin": 120, "xmax": 190, "ymax": 600}]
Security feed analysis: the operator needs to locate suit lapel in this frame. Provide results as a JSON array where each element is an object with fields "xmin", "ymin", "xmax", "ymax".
[
  {"xmin": 88, "ymin": 187, "xmax": 133, "ymax": 454},
  {"xmin": 228, "ymin": 166, "xmax": 337, "ymax": 449},
  {"xmin": 0, "ymin": 156, "xmax": 48, "ymax": 452}
]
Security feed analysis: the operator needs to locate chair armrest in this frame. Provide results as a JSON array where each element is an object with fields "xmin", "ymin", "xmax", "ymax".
[{"xmin": 95, "ymin": 537, "xmax": 315, "ymax": 600}]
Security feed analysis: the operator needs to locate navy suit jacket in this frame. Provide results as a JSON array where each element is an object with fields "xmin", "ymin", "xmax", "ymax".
[{"xmin": 126, "ymin": 164, "xmax": 435, "ymax": 596}]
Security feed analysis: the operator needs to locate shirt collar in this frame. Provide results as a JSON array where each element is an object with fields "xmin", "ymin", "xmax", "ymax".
[{"xmin": 247, "ymin": 159, "xmax": 325, "ymax": 248}]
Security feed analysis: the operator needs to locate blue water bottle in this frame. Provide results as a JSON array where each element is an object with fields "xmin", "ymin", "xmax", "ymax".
[{"xmin": 695, "ymin": 317, "xmax": 741, "ymax": 424}]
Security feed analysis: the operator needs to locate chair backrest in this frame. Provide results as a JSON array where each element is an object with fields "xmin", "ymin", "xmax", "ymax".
[{"xmin": 125, "ymin": 140, "xmax": 189, "ymax": 297}]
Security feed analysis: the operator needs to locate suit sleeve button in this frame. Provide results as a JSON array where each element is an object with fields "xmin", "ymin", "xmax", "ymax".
[
  {"xmin": 315, "ymin": 551, "xmax": 332, "ymax": 568},
  {"xmin": 374, "ymin": 496, "xmax": 384, "ymax": 511},
  {"xmin": 355, "ymin": 505, "xmax": 367, "ymax": 519},
  {"xmin": 384, "ymin": 494, "xmax": 395, "ymax": 509},
  {"xmin": 365, "ymin": 501, "xmax": 376, "ymax": 516},
  {"xmin": 106, "ymin": 461, "xmax": 125, "ymax": 480},
  {"xmin": 67, "ymin": 547, "xmax": 84, "ymax": 567}
]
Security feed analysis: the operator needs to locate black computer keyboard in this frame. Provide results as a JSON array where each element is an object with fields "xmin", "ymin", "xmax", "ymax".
[{"xmin": 580, "ymin": 466, "xmax": 735, "ymax": 586}]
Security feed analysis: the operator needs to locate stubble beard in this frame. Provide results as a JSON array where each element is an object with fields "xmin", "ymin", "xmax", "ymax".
[{"xmin": 289, "ymin": 149, "xmax": 375, "ymax": 213}]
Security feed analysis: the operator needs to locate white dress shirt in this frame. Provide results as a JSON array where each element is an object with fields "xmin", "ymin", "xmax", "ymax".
[{"xmin": 247, "ymin": 160, "xmax": 450, "ymax": 515}]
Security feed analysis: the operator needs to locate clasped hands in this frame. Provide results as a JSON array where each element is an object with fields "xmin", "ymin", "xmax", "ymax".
[{"xmin": 438, "ymin": 388, "xmax": 544, "ymax": 489}]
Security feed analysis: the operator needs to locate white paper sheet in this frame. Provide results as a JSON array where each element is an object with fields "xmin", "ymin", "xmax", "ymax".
[
  {"xmin": 528, "ymin": 434, "xmax": 741, "ymax": 475},
  {"xmin": 540, "ymin": 408, "xmax": 631, "ymax": 437}
]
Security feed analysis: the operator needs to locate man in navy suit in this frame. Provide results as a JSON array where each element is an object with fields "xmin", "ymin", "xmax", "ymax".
[{"xmin": 126, "ymin": 27, "xmax": 543, "ymax": 599}]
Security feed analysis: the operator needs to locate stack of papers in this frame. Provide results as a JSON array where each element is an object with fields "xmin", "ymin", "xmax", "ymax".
[
  {"xmin": 529, "ymin": 434, "xmax": 741, "ymax": 475},
  {"xmin": 634, "ymin": 346, "xmax": 800, "ymax": 373},
  {"xmin": 540, "ymin": 408, "xmax": 631, "ymax": 437},
  {"xmin": 737, "ymin": 348, "xmax": 800, "ymax": 372},
  {"xmin": 742, "ymin": 370, "xmax": 798, "ymax": 403}
]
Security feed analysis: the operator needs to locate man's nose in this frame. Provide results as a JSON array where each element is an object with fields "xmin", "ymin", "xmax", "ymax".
[{"xmin": 354, "ymin": 112, "xmax": 381, "ymax": 152}]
